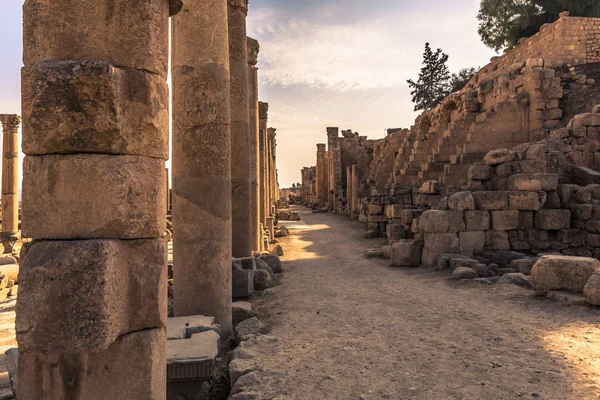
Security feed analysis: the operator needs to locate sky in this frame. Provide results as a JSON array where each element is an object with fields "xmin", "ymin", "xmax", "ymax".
[{"xmin": 0, "ymin": 0, "xmax": 496, "ymax": 188}]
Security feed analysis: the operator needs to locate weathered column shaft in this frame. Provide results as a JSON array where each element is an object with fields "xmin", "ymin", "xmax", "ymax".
[
  {"xmin": 352, "ymin": 164, "xmax": 359, "ymax": 216},
  {"xmin": 316, "ymin": 144, "xmax": 328, "ymax": 207},
  {"xmin": 17, "ymin": 0, "xmax": 173, "ymax": 397},
  {"xmin": 0, "ymin": 115, "xmax": 20, "ymax": 239},
  {"xmin": 229, "ymin": 0, "xmax": 252, "ymax": 257},
  {"xmin": 266, "ymin": 130, "xmax": 273, "ymax": 215},
  {"xmin": 172, "ymin": 0, "xmax": 232, "ymax": 335},
  {"xmin": 267, "ymin": 128, "xmax": 277, "ymax": 214},
  {"xmin": 247, "ymin": 37, "xmax": 261, "ymax": 253},
  {"xmin": 346, "ymin": 166, "xmax": 352, "ymax": 217},
  {"xmin": 259, "ymin": 102, "xmax": 268, "ymax": 226}
]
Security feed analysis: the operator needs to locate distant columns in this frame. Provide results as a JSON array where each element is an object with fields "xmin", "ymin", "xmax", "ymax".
[
  {"xmin": 352, "ymin": 164, "xmax": 359, "ymax": 218},
  {"xmin": 17, "ymin": 0, "xmax": 173, "ymax": 397},
  {"xmin": 346, "ymin": 166, "xmax": 353, "ymax": 217},
  {"xmin": 0, "ymin": 115, "xmax": 20, "ymax": 253},
  {"xmin": 229, "ymin": 0, "xmax": 252, "ymax": 258},
  {"xmin": 316, "ymin": 144, "xmax": 328, "ymax": 208},
  {"xmin": 172, "ymin": 0, "xmax": 232, "ymax": 335},
  {"xmin": 247, "ymin": 37, "xmax": 261, "ymax": 253},
  {"xmin": 267, "ymin": 128, "xmax": 277, "ymax": 214},
  {"xmin": 259, "ymin": 102, "xmax": 268, "ymax": 226}
]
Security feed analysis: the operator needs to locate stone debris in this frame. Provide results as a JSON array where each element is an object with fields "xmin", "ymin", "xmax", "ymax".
[
  {"xmin": 232, "ymin": 302, "xmax": 255, "ymax": 325},
  {"xmin": 167, "ymin": 330, "xmax": 220, "ymax": 383},
  {"xmin": 167, "ymin": 315, "xmax": 219, "ymax": 340},
  {"xmin": 531, "ymin": 255, "xmax": 600, "ymax": 293},
  {"xmin": 235, "ymin": 317, "xmax": 264, "ymax": 343}
]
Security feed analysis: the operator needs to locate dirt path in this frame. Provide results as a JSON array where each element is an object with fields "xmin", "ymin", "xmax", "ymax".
[{"xmin": 243, "ymin": 206, "xmax": 600, "ymax": 400}]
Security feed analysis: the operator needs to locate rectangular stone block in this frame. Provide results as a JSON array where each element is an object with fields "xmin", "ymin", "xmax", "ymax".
[
  {"xmin": 472, "ymin": 191, "xmax": 509, "ymax": 210},
  {"xmin": 424, "ymin": 233, "xmax": 459, "ymax": 253},
  {"xmin": 16, "ymin": 239, "xmax": 167, "ymax": 353},
  {"xmin": 491, "ymin": 210, "xmax": 519, "ymax": 231},
  {"xmin": 447, "ymin": 210, "xmax": 466, "ymax": 233},
  {"xmin": 509, "ymin": 191, "xmax": 543, "ymax": 211},
  {"xmin": 459, "ymin": 231, "xmax": 485, "ymax": 255},
  {"xmin": 22, "ymin": 61, "xmax": 169, "ymax": 158},
  {"xmin": 535, "ymin": 210, "xmax": 571, "ymax": 230},
  {"xmin": 167, "ymin": 331, "xmax": 219, "ymax": 383},
  {"xmin": 17, "ymin": 328, "xmax": 166, "ymax": 399},
  {"xmin": 23, "ymin": 0, "xmax": 170, "ymax": 77},
  {"xmin": 232, "ymin": 268, "xmax": 254, "ymax": 299},
  {"xmin": 465, "ymin": 210, "xmax": 490, "ymax": 231},
  {"xmin": 420, "ymin": 210, "xmax": 449, "ymax": 233},
  {"xmin": 390, "ymin": 240, "xmax": 422, "ymax": 267},
  {"xmin": 368, "ymin": 215, "xmax": 387, "ymax": 223},
  {"xmin": 22, "ymin": 154, "xmax": 166, "ymax": 240},
  {"xmin": 485, "ymin": 230, "xmax": 511, "ymax": 250}
]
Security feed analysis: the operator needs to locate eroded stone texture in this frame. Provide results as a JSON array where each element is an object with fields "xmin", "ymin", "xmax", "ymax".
[
  {"xmin": 17, "ymin": 239, "xmax": 167, "ymax": 352},
  {"xmin": 18, "ymin": 329, "xmax": 166, "ymax": 399},
  {"xmin": 22, "ymin": 155, "xmax": 166, "ymax": 240},
  {"xmin": 23, "ymin": 0, "xmax": 170, "ymax": 78},
  {"xmin": 229, "ymin": 0, "xmax": 253, "ymax": 257},
  {"xmin": 247, "ymin": 37, "xmax": 261, "ymax": 252},
  {"xmin": 532, "ymin": 255, "xmax": 600, "ymax": 293},
  {"xmin": 22, "ymin": 61, "xmax": 169, "ymax": 158},
  {"xmin": 171, "ymin": 0, "xmax": 233, "ymax": 335}
]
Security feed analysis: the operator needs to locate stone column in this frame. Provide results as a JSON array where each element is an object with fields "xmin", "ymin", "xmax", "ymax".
[
  {"xmin": 346, "ymin": 166, "xmax": 352, "ymax": 217},
  {"xmin": 267, "ymin": 128, "xmax": 277, "ymax": 215},
  {"xmin": 229, "ymin": 0, "xmax": 252, "ymax": 258},
  {"xmin": 172, "ymin": 0, "xmax": 232, "ymax": 335},
  {"xmin": 316, "ymin": 144, "xmax": 328, "ymax": 208},
  {"xmin": 259, "ymin": 102, "xmax": 268, "ymax": 227},
  {"xmin": 17, "ymin": 0, "xmax": 175, "ymax": 397},
  {"xmin": 247, "ymin": 37, "xmax": 261, "ymax": 253},
  {"xmin": 352, "ymin": 164, "xmax": 359, "ymax": 218},
  {"xmin": 0, "ymin": 115, "xmax": 21, "ymax": 253}
]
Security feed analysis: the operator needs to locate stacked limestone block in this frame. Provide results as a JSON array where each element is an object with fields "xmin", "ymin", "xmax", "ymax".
[{"xmin": 17, "ymin": 0, "xmax": 175, "ymax": 397}]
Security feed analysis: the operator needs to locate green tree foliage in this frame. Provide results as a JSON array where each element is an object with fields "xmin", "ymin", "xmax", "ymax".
[
  {"xmin": 407, "ymin": 43, "xmax": 451, "ymax": 112},
  {"xmin": 478, "ymin": 0, "xmax": 600, "ymax": 51},
  {"xmin": 449, "ymin": 68, "xmax": 479, "ymax": 93}
]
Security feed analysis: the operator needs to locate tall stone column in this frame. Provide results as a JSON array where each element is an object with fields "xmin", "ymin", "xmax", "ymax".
[
  {"xmin": 346, "ymin": 166, "xmax": 353, "ymax": 217},
  {"xmin": 0, "ymin": 115, "xmax": 20, "ymax": 253},
  {"xmin": 247, "ymin": 37, "xmax": 261, "ymax": 253},
  {"xmin": 316, "ymin": 144, "xmax": 328, "ymax": 208},
  {"xmin": 352, "ymin": 164, "xmax": 359, "ymax": 217},
  {"xmin": 267, "ymin": 128, "xmax": 277, "ymax": 215},
  {"xmin": 172, "ymin": 0, "xmax": 232, "ymax": 335},
  {"xmin": 259, "ymin": 102, "xmax": 268, "ymax": 227},
  {"xmin": 17, "ymin": 0, "xmax": 175, "ymax": 397},
  {"xmin": 229, "ymin": 0, "xmax": 252, "ymax": 257}
]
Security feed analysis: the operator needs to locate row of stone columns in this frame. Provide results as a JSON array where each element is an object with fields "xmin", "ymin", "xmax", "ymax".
[{"xmin": 16, "ymin": 0, "xmax": 281, "ymax": 397}]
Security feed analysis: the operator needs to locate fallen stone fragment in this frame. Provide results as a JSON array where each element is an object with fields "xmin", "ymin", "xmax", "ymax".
[
  {"xmin": 256, "ymin": 258, "xmax": 275, "ymax": 279},
  {"xmin": 235, "ymin": 317, "xmax": 264, "ymax": 342},
  {"xmin": 364, "ymin": 248, "xmax": 385, "ymax": 258},
  {"xmin": 232, "ymin": 302, "xmax": 254, "ymax": 325},
  {"xmin": 531, "ymin": 255, "xmax": 600, "ymax": 293},
  {"xmin": 452, "ymin": 267, "xmax": 478, "ymax": 280},
  {"xmin": 484, "ymin": 149, "xmax": 516, "ymax": 166},
  {"xmin": 5, "ymin": 348, "xmax": 17, "ymax": 398},
  {"xmin": 231, "ymin": 371, "xmax": 261, "ymax": 395},
  {"xmin": 497, "ymin": 273, "xmax": 533, "ymax": 288},
  {"xmin": 272, "ymin": 244, "xmax": 284, "ymax": 257},
  {"xmin": 167, "ymin": 331, "xmax": 219, "ymax": 383},
  {"xmin": 390, "ymin": 240, "xmax": 422, "ymax": 267},
  {"xmin": 253, "ymin": 269, "xmax": 272, "ymax": 291},
  {"xmin": 583, "ymin": 271, "xmax": 600, "ymax": 305},
  {"xmin": 261, "ymin": 254, "xmax": 283, "ymax": 273}
]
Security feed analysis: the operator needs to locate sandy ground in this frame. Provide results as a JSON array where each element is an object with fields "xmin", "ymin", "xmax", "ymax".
[{"xmin": 245, "ymin": 206, "xmax": 600, "ymax": 400}]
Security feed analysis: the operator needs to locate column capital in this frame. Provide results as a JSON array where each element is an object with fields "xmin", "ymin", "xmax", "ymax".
[
  {"xmin": 259, "ymin": 102, "xmax": 268, "ymax": 120},
  {"xmin": 0, "ymin": 115, "xmax": 21, "ymax": 132},
  {"xmin": 267, "ymin": 128, "xmax": 276, "ymax": 140},
  {"xmin": 228, "ymin": 0, "xmax": 248, "ymax": 15},
  {"xmin": 247, "ymin": 37, "xmax": 260, "ymax": 66},
  {"xmin": 317, "ymin": 143, "xmax": 327, "ymax": 151}
]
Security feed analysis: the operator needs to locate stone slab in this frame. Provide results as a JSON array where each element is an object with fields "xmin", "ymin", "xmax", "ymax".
[
  {"xmin": 22, "ymin": 154, "xmax": 166, "ymax": 240},
  {"xmin": 17, "ymin": 239, "xmax": 166, "ymax": 353},
  {"xmin": 167, "ymin": 331, "xmax": 219, "ymax": 383},
  {"xmin": 167, "ymin": 316, "xmax": 218, "ymax": 340}
]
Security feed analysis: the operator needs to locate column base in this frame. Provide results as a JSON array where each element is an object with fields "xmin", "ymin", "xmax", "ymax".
[{"xmin": 0, "ymin": 232, "xmax": 20, "ymax": 255}]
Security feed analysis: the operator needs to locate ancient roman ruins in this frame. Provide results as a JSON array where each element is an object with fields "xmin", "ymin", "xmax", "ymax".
[{"xmin": 0, "ymin": 1, "xmax": 600, "ymax": 399}]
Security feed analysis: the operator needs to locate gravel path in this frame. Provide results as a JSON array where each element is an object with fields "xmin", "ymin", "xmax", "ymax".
[{"xmin": 243, "ymin": 206, "xmax": 600, "ymax": 400}]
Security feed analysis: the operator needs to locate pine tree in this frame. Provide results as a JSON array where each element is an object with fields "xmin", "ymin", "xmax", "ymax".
[{"xmin": 407, "ymin": 43, "xmax": 451, "ymax": 112}]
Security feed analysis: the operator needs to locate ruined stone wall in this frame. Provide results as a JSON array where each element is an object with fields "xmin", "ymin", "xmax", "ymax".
[{"xmin": 301, "ymin": 166, "xmax": 317, "ymax": 205}]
